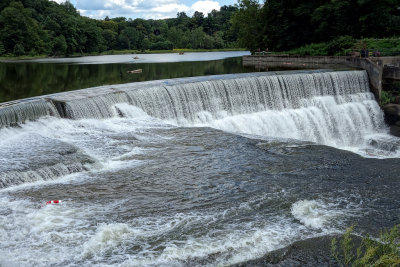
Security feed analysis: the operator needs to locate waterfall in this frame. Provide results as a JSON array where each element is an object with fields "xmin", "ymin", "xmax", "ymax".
[
  {"xmin": 0, "ymin": 70, "xmax": 394, "ymax": 154},
  {"xmin": 121, "ymin": 70, "xmax": 370, "ymax": 123},
  {"xmin": 0, "ymin": 99, "xmax": 58, "ymax": 128},
  {"xmin": 61, "ymin": 92, "xmax": 129, "ymax": 119},
  {"xmin": 116, "ymin": 70, "xmax": 392, "ymax": 153},
  {"xmin": 0, "ymin": 162, "xmax": 89, "ymax": 188}
]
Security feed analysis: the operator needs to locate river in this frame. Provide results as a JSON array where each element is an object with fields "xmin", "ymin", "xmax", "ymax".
[{"xmin": 0, "ymin": 52, "xmax": 399, "ymax": 266}]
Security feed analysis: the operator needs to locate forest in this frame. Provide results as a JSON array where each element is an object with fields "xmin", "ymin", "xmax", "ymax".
[
  {"xmin": 232, "ymin": 0, "xmax": 400, "ymax": 54},
  {"xmin": 0, "ymin": 0, "xmax": 238, "ymax": 56},
  {"xmin": 1, "ymin": 0, "xmax": 400, "ymax": 57}
]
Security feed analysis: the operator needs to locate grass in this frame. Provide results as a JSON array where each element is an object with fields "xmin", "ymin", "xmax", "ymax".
[
  {"xmin": 331, "ymin": 225, "xmax": 400, "ymax": 266},
  {"xmin": 272, "ymin": 37, "xmax": 400, "ymax": 57}
]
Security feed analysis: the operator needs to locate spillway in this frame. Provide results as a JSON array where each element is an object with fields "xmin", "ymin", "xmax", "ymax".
[{"xmin": 0, "ymin": 69, "xmax": 393, "ymax": 156}]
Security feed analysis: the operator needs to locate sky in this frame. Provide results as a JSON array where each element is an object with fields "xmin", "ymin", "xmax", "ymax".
[{"xmin": 54, "ymin": 0, "xmax": 237, "ymax": 20}]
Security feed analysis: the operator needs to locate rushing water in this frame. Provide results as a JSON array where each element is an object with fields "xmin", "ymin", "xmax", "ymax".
[{"xmin": 0, "ymin": 69, "xmax": 399, "ymax": 266}]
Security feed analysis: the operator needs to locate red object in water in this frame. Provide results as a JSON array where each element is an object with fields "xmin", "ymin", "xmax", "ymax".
[{"xmin": 46, "ymin": 200, "xmax": 61, "ymax": 205}]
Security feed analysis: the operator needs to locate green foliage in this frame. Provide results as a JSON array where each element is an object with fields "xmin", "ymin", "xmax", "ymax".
[
  {"xmin": 327, "ymin": 36, "xmax": 355, "ymax": 56},
  {"xmin": 230, "ymin": 0, "xmax": 262, "ymax": 52},
  {"xmin": 0, "ymin": 1, "xmax": 240, "ymax": 57},
  {"xmin": 331, "ymin": 225, "xmax": 400, "ymax": 267},
  {"xmin": 284, "ymin": 43, "xmax": 329, "ymax": 56},
  {"xmin": 282, "ymin": 37, "xmax": 400, "ymax": 56},
  {"xmin": 51, "ymin": 35, "xmax": 67, "ymax": 56},
  {"xmin": 380, "ymin": 90, "xmax": 396, "ymax": 106},
  {"xmin": 149, "ymin": 40, "xmax": 173, "ymax": 50},
  {"xmin": 233, "ymin": 0, "xmax": 400, "ymax": 52},
  {"xmin": 361, "ymin": 38, "xmax": 400, "ymax": 56},
  {"xmin": 0, "ymin": 42, "xmax": 5, "ymax": 55},
  {"xmin": 13, "ymin": 43, "xmax": 25, "ymax": 56}
]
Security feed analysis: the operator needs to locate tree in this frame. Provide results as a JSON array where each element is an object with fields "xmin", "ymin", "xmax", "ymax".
[
  {"xmin": 230, "ymin": 0, "xmax": 262, "ymax": 52},
  {"xmin": 51, "ymin": 35, "xmax": 67, "ymax": 55},
  {"xmin": 0, "ymin": 42, "xmax": 5, "ymax": 55},
  {"xmin": 0, "ymin": 1, "xmax": 45, "ymax": 55},
  {"xmin": 13, "ymin": 43, "xmax": 25, "ymax": 56}
]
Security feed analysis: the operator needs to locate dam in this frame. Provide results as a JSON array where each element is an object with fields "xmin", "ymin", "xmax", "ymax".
[{"xmin": 0, "ymin": 69, "xmax": 399, "ymax": 266}]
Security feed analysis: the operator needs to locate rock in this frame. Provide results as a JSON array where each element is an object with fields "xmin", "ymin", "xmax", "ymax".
[
  {"xmin": 383, "ymin": 104, "xmax": 400, "ymax": 116},
  {"xmin": 390, "ymin": 125, "xmax": 400, "ymax": 137},
  {"xmin": 383, "ymin": 104, "xmax": 400, "ymax": 125},
  {"xmin": 233, "ymin": 235, "xmax": 362, "ymax": 267}
]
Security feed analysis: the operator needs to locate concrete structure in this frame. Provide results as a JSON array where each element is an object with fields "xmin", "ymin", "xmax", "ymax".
[{"xmin": 383, "ymin": 66, "xmax": 400, "ymax": 81}]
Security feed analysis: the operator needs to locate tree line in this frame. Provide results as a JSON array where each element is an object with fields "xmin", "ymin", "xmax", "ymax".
[
  {"xmin": 231, "ymin": 0, "xmax": 400, "ymax": 53},
  {"xmin": 1, "ymin": 0, "xmax": 399, "ymax": 57},
  {"xmin": 0, "ymin": 0, "xmax": 238, "ymax": 56}
]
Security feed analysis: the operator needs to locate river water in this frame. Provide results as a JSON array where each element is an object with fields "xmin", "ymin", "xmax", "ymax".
[
  {"xmin": 0, "ymin": 54, "xmax": 399, "ymax": 266},
  {"xmin": 0, "ymin": 51, "xmax": 250, "ymax": 103}
]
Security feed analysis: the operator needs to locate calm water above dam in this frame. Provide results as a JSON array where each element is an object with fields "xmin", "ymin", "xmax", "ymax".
[
  {"xmin": 0, "ymin": 51, "xmax": 251, "ymax": 103},
  {"xmin": 0, "ymin": 54, "xmax": 399, "ymax": 266}
]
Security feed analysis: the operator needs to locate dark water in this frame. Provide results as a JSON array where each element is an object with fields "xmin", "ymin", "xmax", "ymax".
[{"xmin": 0, "ymin": 52, "xmax": 259, "ymax": 103}]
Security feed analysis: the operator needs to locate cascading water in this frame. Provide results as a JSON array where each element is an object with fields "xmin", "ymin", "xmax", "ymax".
[
  {"xmin": 118, "ymin": 70, "xmax": 393, "ymax": 156},
  {"xmin": 0, "ymin": 70, "xmax": 396, "ymax": 156},
  {"xmin": 61, "ymin": 92, "xmax": 129, "ymax": 119},
  {"xmin": 0, "ymin": 99, "xmax": 58, "ymax": 128}
]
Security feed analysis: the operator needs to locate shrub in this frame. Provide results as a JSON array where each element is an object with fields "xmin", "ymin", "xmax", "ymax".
[
  {"xmin": 331, "ymin": 225, "xmax": 400, "ymax": 266},
  {"xmin": 285, "ymin": 43, "xmax": 329, "ymax": 56},
  {"xmin": 381, "ymin": 90, "xmax": 395, "ymax": 106},
  {"xmin": 0, "ymin": 42, "xmax": 5, "ymax": 56},
  {"xmin": 327, "ymin": 35, "xmax": 355, "ymax": 56},
  {"xmin": 149, "ymin": 41, "xmax": 173, "ymax": 50},
  {"xmin": 13, "ymin": 43, "xmax": 25, "ymax": 56}
]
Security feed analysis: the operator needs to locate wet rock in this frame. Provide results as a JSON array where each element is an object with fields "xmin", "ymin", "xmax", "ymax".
[
  {"xmin": 390, "ymin": 125, "xmax": 400, "ymax": 137},
  {"xmin": 383, "ymin": 104, "xmax": 400, "ymax": 125},
  {"xmin": 233, "ymin": 235, "xmax": 362, "ymax": 267}
]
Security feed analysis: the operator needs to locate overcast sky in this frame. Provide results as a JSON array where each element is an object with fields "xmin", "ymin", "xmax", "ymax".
[{"xmin": 54, "ymin": 0, "xmax": 237, "ymax": 20}]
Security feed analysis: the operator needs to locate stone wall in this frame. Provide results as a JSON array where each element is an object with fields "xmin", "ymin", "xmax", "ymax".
[{"xmin": 383, "ymin": 66, "xmax": 400, "ymax": 80}]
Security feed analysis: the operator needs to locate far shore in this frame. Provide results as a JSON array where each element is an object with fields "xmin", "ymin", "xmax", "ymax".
[{"xmin": 0, "ymin": 48, "xmax": 247, "ymax": 61}]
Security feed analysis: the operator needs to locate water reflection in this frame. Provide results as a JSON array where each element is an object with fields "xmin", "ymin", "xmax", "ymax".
[{"xmin": 0, "ymin": 57, "xmax": 259, "ymax": 102}]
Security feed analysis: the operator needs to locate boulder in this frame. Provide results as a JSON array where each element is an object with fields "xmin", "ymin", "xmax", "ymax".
[
  {"xmin": 390, "ymin": 125, "xmax": 400, "ymax": 137},
  {"xmin": 383, "ymin": 104, "xmax": 400, "ymax": 125}
]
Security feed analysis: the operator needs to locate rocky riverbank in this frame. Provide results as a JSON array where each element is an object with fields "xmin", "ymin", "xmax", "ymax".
[{"xmin": 234, "ymin": 234, "xmax": 362, "ymax": 267}]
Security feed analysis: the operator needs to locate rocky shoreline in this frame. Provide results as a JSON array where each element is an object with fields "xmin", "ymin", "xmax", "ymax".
[{"xmin": 234, "ymin": 234, "xmax": 362, "ymax": 267}]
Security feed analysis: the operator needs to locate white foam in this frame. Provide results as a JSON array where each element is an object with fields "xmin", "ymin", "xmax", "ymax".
[
  {"xmin": 291, "ymin": 199, "xmax": 344, "ymax": 229},
  {"xmin": 82, "ymin": 223, "xmax": 133, "ymax": 259},
  {"xmin": 174, "ymin": 94, "xmax": 400, "ymax": 158},
  {"xmin": 0, "ymin": 109, "xmax": 171, "ymax": 189}
]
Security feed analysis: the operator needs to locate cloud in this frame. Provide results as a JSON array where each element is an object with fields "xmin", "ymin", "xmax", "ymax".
[
  {"xmin": 191, "ymin": 1, "xmax": 220, "ymax": 15},
  {"xmin": 56, "ymin": 0, "xmax": 222, "ymax": 19}
]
